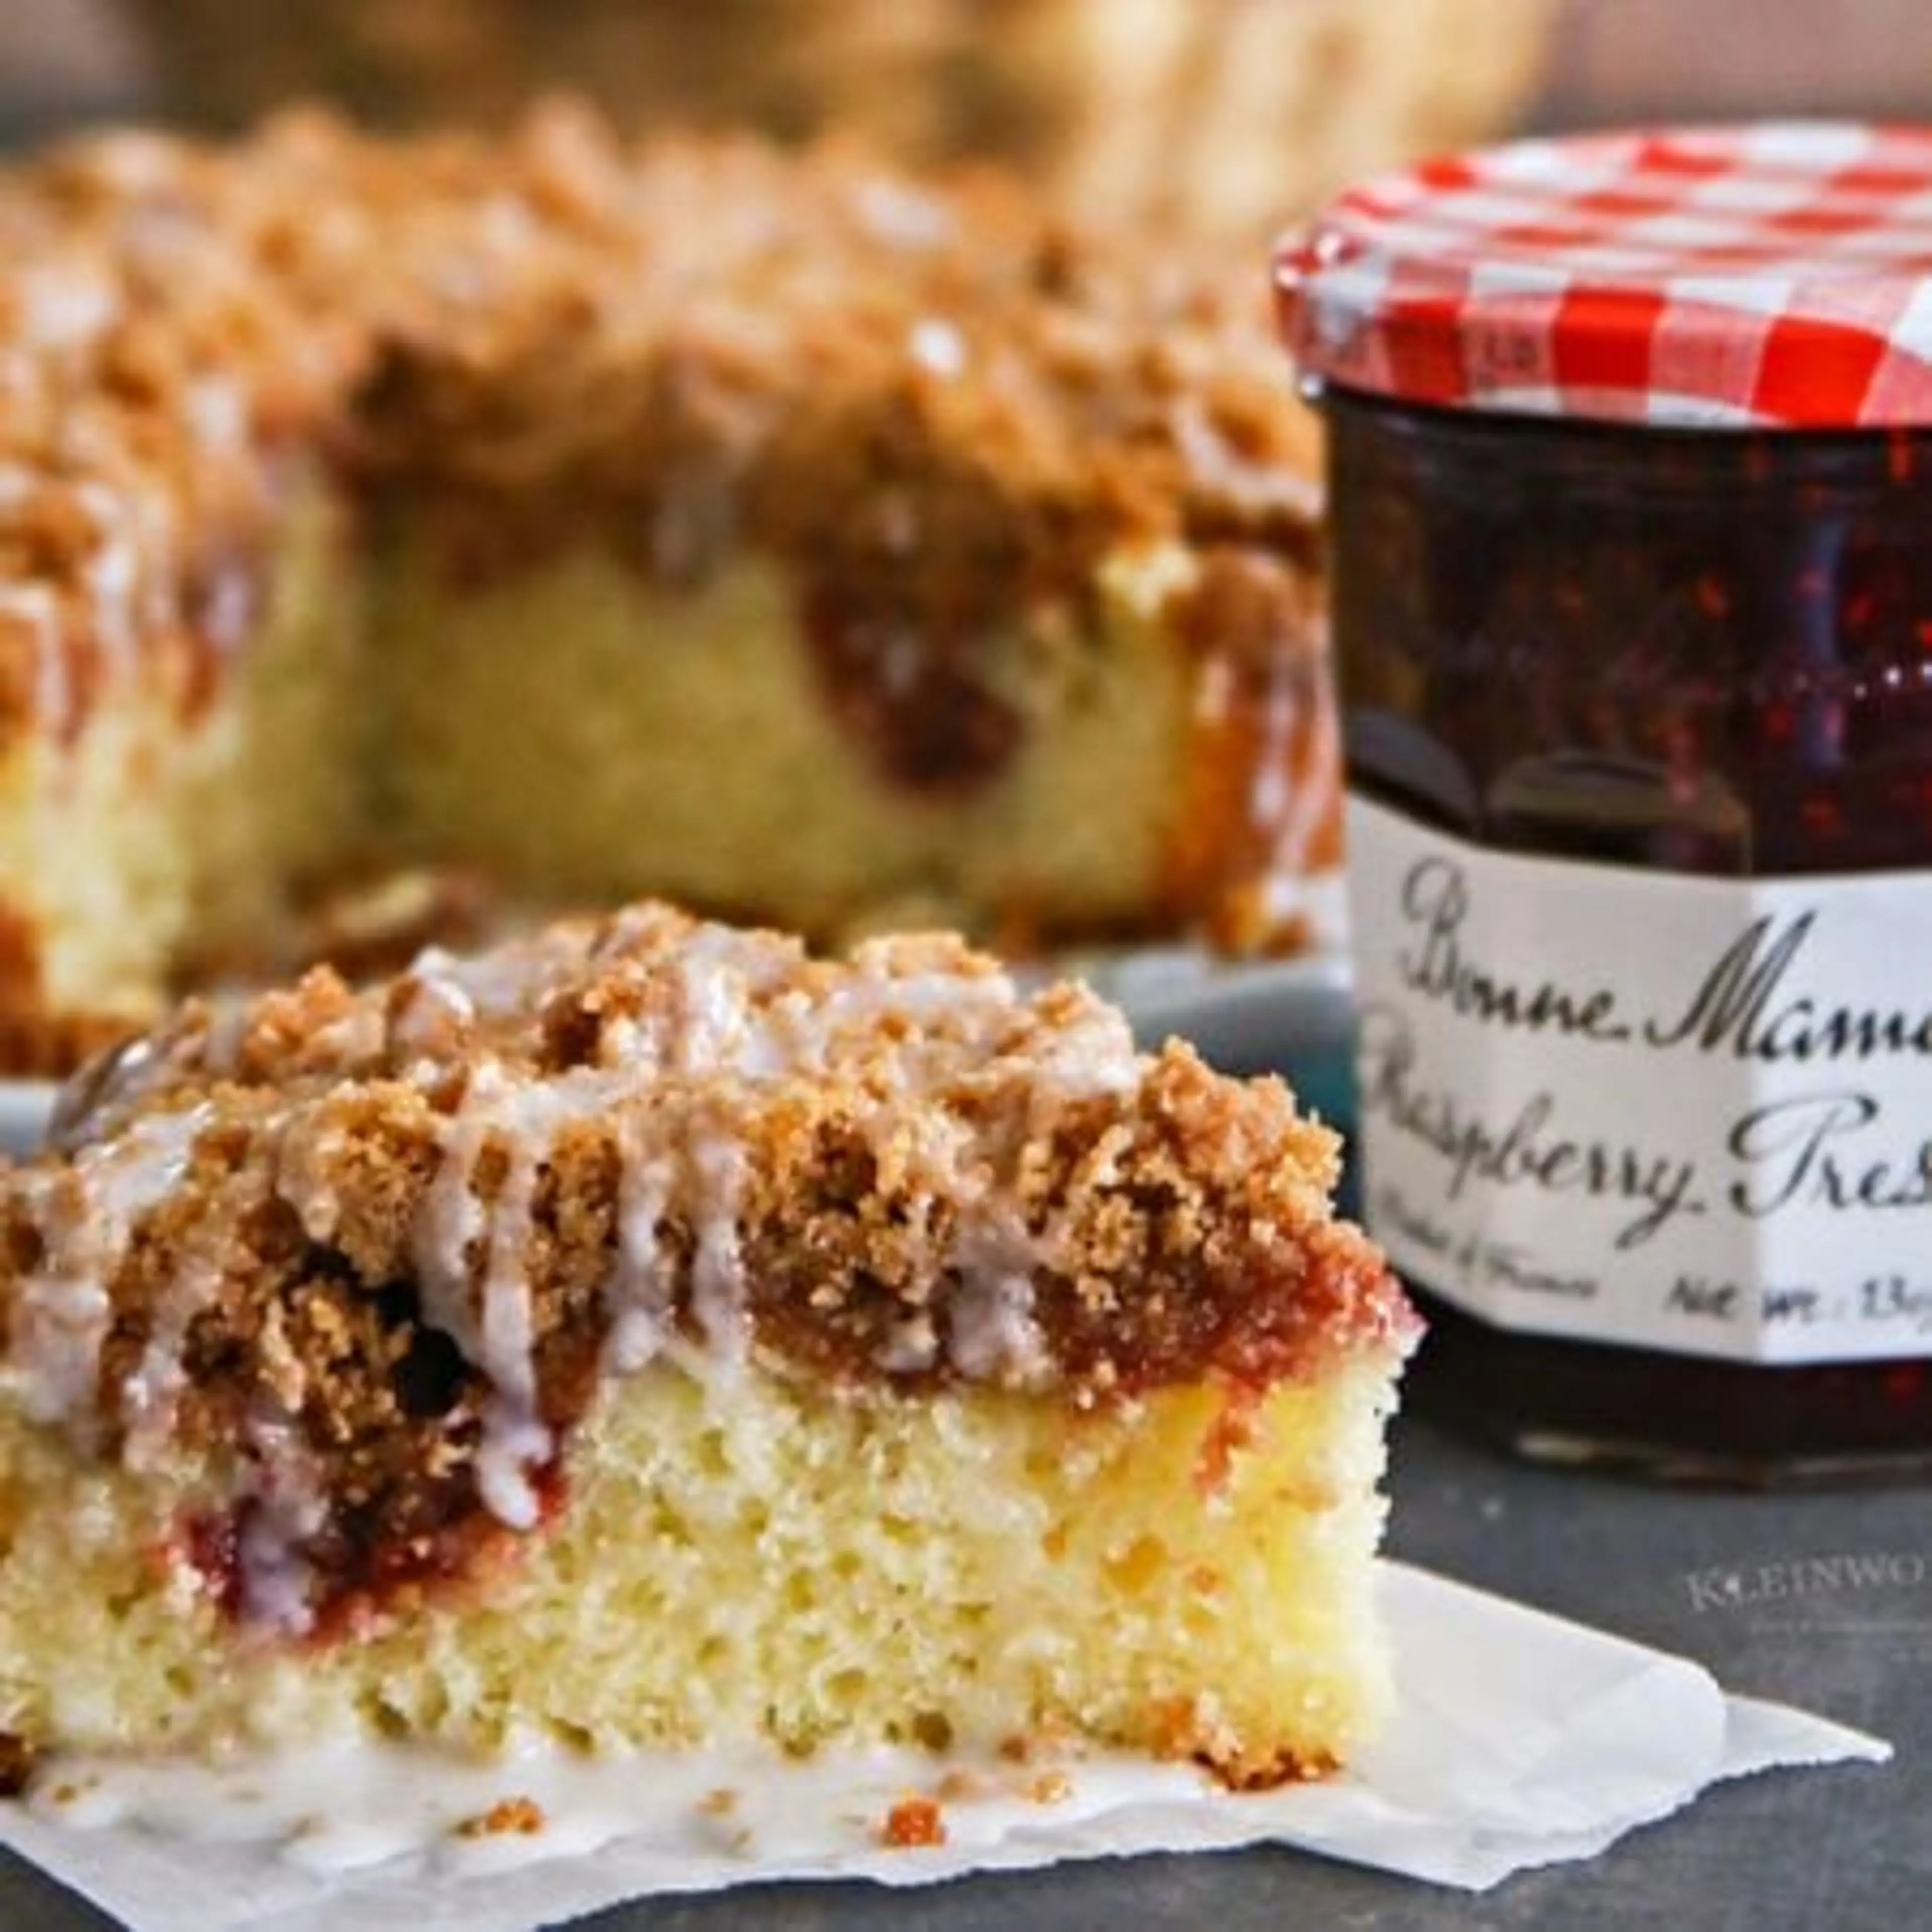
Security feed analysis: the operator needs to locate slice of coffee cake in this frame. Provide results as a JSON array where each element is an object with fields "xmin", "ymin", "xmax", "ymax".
[{"xmin": 0, "ymin": 905, "xmax": 1412, "ymax": 1786}]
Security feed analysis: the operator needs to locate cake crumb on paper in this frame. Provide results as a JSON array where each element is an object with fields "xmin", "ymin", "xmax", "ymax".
[
  {"xmin": 879, "ymin": 1793, "xmax": 947, "ymax": 1848},
  {"xmin": 454, "ymin": 1796, "xmax": 546, "ymax": 1839}
]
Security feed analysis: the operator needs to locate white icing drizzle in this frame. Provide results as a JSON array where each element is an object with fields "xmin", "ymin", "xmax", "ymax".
[
  {"xmin": 17, "ymin": 264, "xmax": 116, "ymax": 353},
  {"xmin": 1170, "ymin": 393, "xmax": 1323, "ymax": 524},
  {"xmin": 24, "ymin": 1732, "xmax": 1199, "ymax": 1885},
  {"xmin": 237, "ymin": 1493, "xmax": 321, "ymax": 1634},
  {"xmin": 388, "ymin": 967, "xmax": 476, "ymax": 1069},
  {"xmin": 2, "ymin": 1105, "xmax": 209, "ymax": 1434},
  {"xmin": 116, "ymin": 1211, "xmax": 225, "ymax": 1472},
  {"xmin": 181, "ymin": 373, "xmax": 249, "ymax": 452},
  {"xmin": 197, "ymin": 998, "xmax": 252, "ymax": 1082},
  {"xmin": 601, "ymin": 1124, "xmax": 674, "ymax": 1376},
  {"xmin": 306, "ymin": 1001, "xmax": 387, "ymax": 1067},
  {"xmin": 8, "ymin": 915, "xmax": 1156, "ymax": 1570},
  {"xmin": 233, "ymin": 1416, "xmax": 329, "ymax": 1635},
  {"xmin": 0, "ymin": 459, "xmax": 177, "ymax": 701},
  {"xmin": 908, "ymin": 315, "xmax": 965, "ymax": 378},
  {"xmin": 409, "ymin": 1059, "xmax": 573, "ymax": 1531},
  {"xmin": 878, "ymin": 1311, "xmax": 940, "ymax": 1375},
  {"xmin": 68, "ymin": 476, "xmax": 143, "ymax": 671},
  {"xmin": 405, "ymin": 929, "xmax": 1136, "ymax": 1489},
  {"xmin": 853, "ymin": 176, "xmax": 951, "ymax": 251},
  {"xmin": 411, "ymin": 1064, "xmax": 499, "ymax": 1356},
  {"xmin": 944, "ymin": 1272, "xmax": 1051, "ymax": 1385},
  {"xmin": 0, "ymin": 582, "xmax": 66, "ymax": 734},
  {"xmin": 1020, "ymin": 997, "xmax": 1143, "ymax": 1105},
  {"xmin": 942, "ymin": 1184, "xmax": 1053, "ymax": 1389},
  {"xmin": 472, "ymin": 1399, "xmax": 552, "ymax": 1533},
  {"xmin": 411, "ymin": 940, "xmax": 565, "ymax": 1023},
  {"xmin": 682, "ymin": 1117, "xmax": 749, "ymax": 1366}
]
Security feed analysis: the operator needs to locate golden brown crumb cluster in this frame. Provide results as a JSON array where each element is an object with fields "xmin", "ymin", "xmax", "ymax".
[
  {"xmin": 5, "ymin": 902, "xmax": 1411, "ymax": 1629},
  {"xmin": 0, "ymin": 101, "xmax": 1320, "ymax": 754}
]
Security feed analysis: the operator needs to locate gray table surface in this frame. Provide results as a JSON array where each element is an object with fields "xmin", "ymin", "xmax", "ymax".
[{"xmin": 3, "ymin": 1411, "xmax": 1922, "ymax": 1932}]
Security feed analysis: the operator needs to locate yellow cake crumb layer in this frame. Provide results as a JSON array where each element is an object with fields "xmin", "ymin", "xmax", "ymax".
[
  {"xmin": 1, "ymin": 512, "xmax": 1209, "ymax": 1042},
  {"xmin": 0, "ymin": 472, "xmax": 362, "ymax": 1034},
  {"xmin": 0, "ymin": 1356, "xmax": 1395, "ymax": 1784},
  {"xmin": 370, "ymin": 533, "xmax": 1197, "ymax": 938}
]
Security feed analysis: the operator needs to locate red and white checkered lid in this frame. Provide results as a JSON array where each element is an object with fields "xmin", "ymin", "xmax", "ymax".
[{"xmin": 1275, "ymin": 122, "xmax": 1932, "ymax": 428}]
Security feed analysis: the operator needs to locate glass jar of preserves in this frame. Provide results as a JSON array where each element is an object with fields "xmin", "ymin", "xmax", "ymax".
[{"xmin": 1277, "ymin": 124, "xmax": 1932, "ymax": 1482}]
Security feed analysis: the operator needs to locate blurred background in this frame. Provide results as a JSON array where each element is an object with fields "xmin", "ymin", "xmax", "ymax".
[{"xmin": 3, "ymin": 0, "xmax": 1931, "ymax": 231}]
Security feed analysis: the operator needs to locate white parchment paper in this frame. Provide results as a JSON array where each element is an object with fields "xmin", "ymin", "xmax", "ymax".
[{"xmin": 0, "ymin": 1561, "xmax": 1889, "ymax": 1931}]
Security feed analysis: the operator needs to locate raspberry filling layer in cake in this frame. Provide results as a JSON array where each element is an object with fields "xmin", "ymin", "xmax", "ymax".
[
  {"xmin": 0, "ymin": 104, "xmax": 1336, "ymax": 1072},
  {"xmin": 0, "ymin": 905, "xmax": 1413, "ymax": 1787}
]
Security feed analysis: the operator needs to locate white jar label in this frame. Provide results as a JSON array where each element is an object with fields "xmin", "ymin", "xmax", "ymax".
[{"xmin": 1347, "ymin": 793, "xmax": 1932, "ymax": 1364}]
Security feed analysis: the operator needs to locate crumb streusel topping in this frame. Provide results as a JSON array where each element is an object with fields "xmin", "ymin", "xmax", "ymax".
[
  {"xmin": 2, "ymin": 903, "xmax": 1409, "ymax": 1633},
  {"xmin": 0, "ymin": 102, "xmax": 1320, "ymax": 751}
]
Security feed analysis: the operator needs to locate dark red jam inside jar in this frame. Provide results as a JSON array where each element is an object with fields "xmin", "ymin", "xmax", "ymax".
[
  {"xmin": 1277, "ymin": 124, "xmax": 1932, "ymax": 1483},
  {"xmin": 1329, "ymin": 394, "xmax": 1932, "ymax": 1482}
]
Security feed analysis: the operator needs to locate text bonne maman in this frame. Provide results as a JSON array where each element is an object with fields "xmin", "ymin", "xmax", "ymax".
[{"xmin": 1358, "ymin": 854, "xmax": 1932, "ymax": 1250}]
